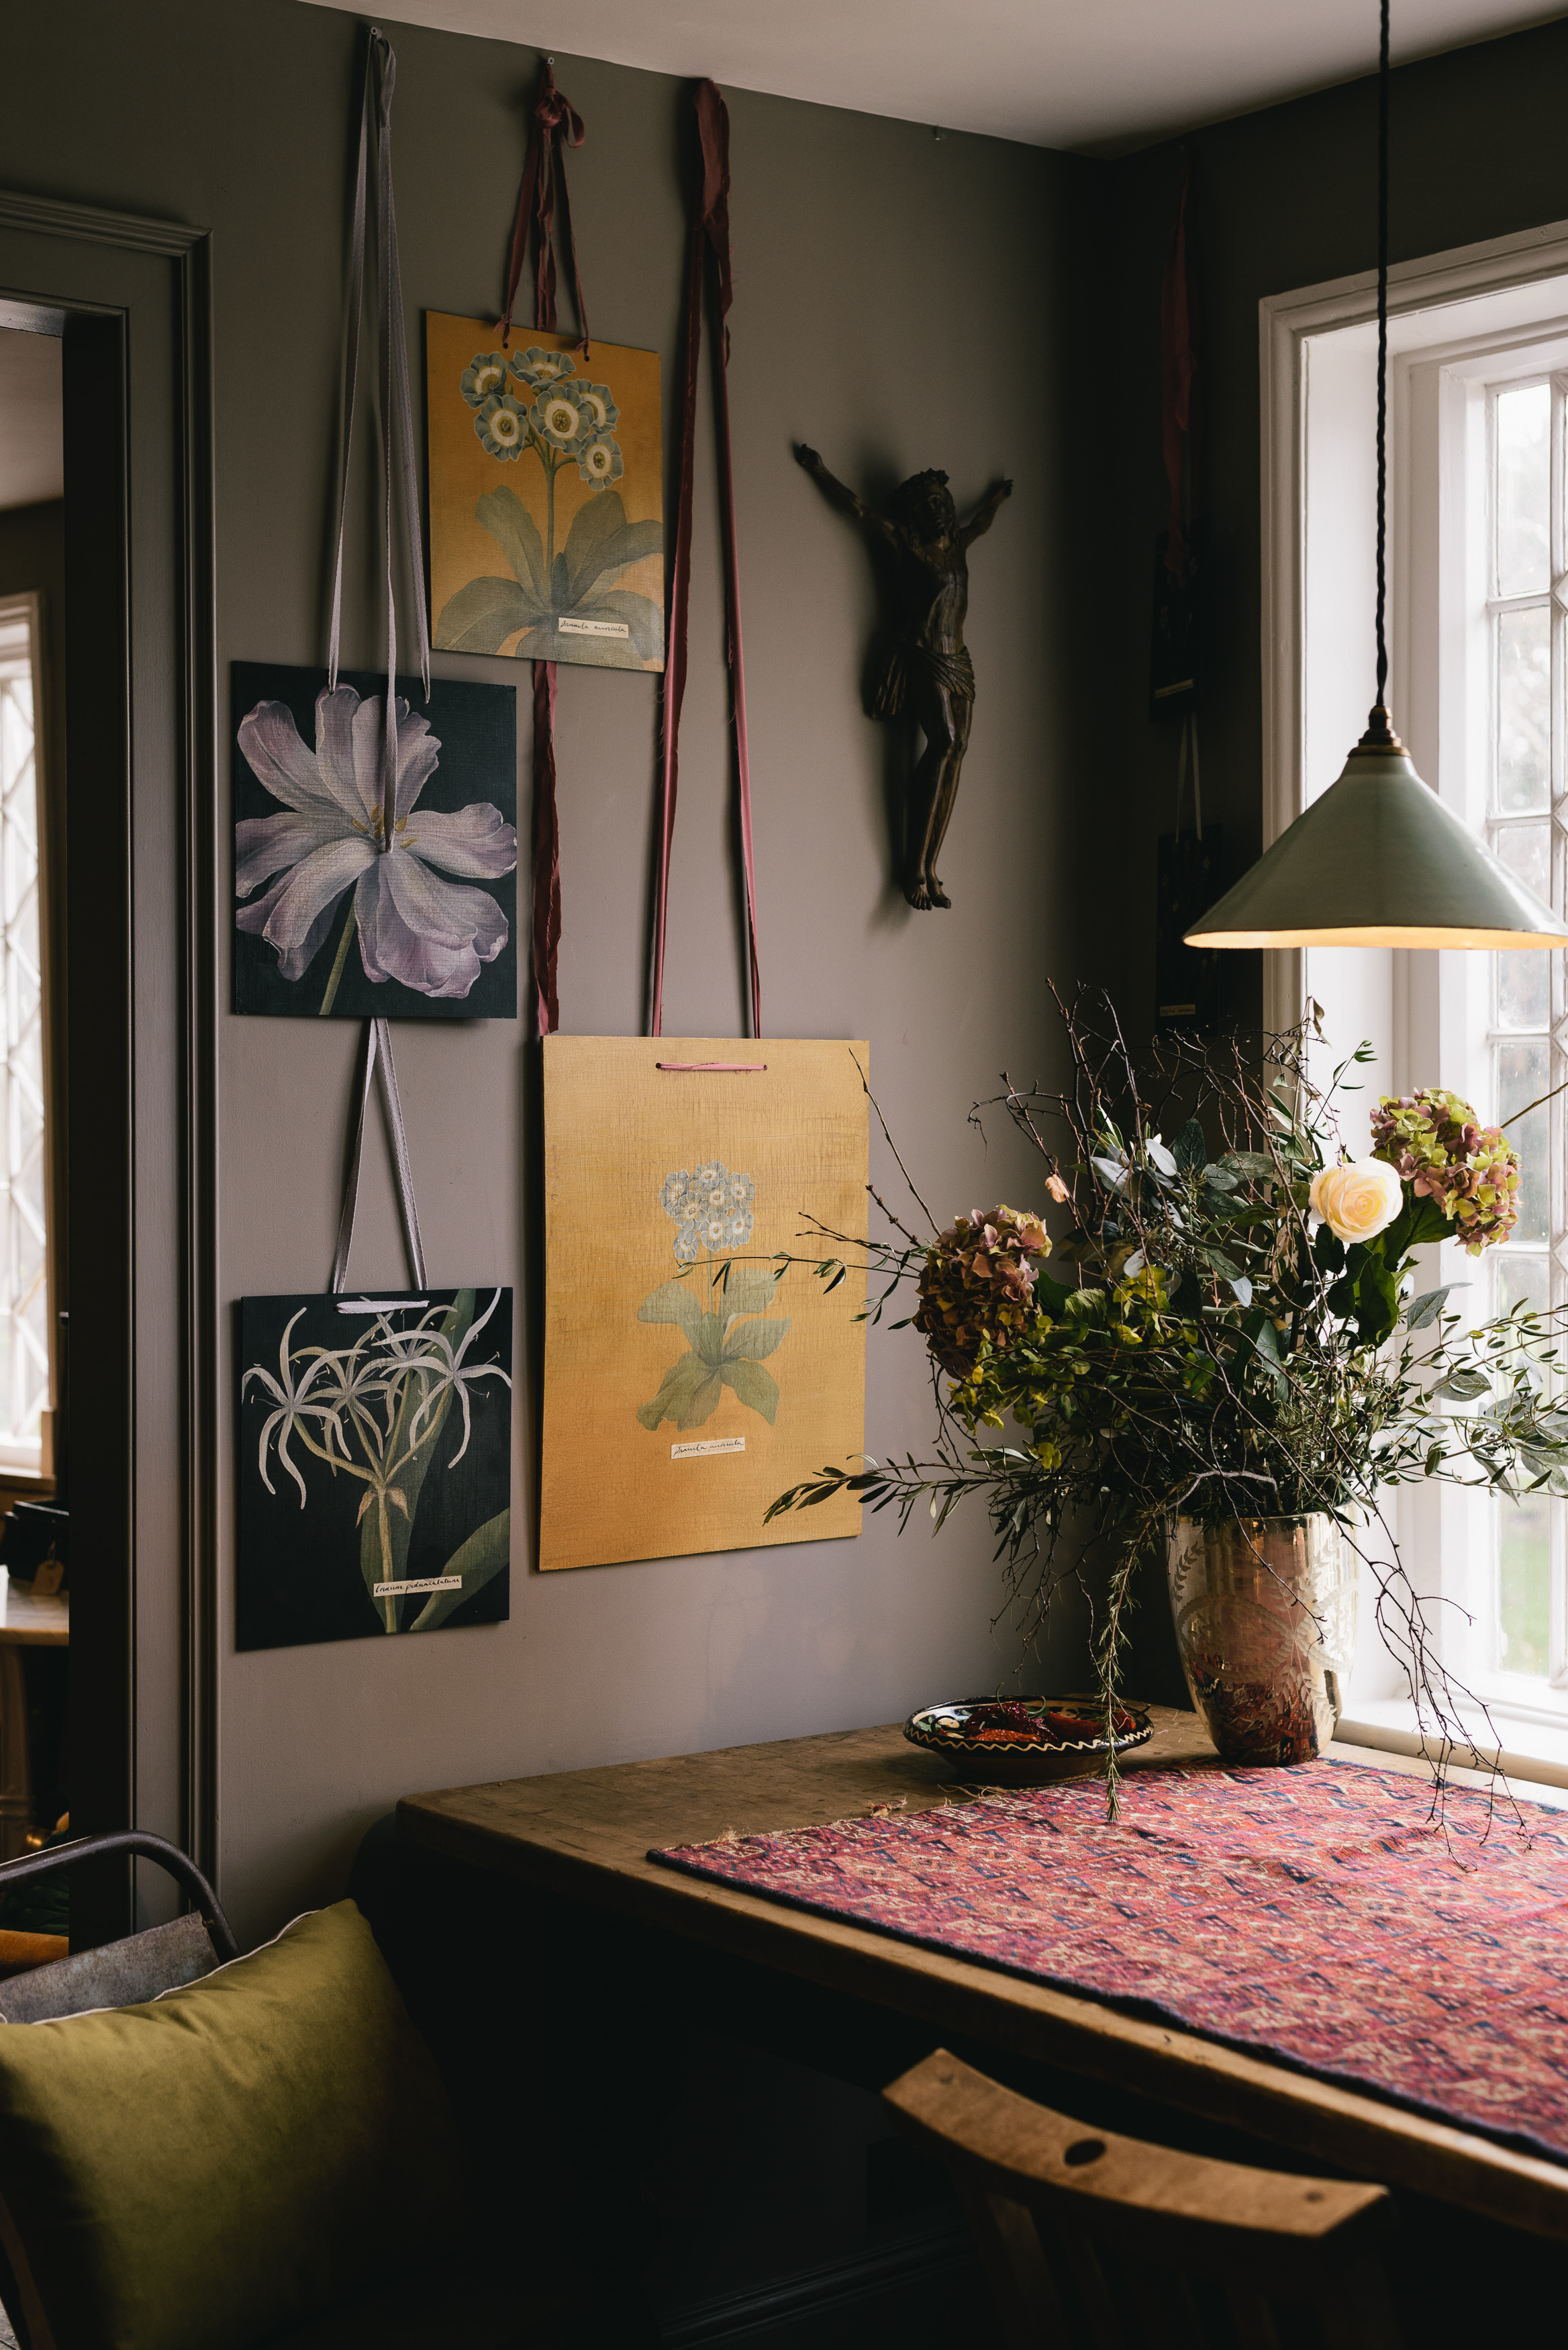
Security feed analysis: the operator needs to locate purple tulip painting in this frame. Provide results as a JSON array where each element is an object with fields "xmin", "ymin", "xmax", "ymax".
[{"xmin": 232, "ymin": 662, "xmax": 518, "ymax": 1020}]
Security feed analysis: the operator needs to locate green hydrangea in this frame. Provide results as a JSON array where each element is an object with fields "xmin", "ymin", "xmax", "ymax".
[
  {"xmin": 914, "ymin": 1205, "xmax": 1050, "ymax": 1378},
  {"xmin": 1371, "ymin": 1088, "xmax": 1520, "ymax": 1255}
]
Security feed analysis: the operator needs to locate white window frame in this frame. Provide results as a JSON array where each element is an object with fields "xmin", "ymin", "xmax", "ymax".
[
  {"xmin": 0, "ymin": 593, "xmax": 54, "ymax": 1478},
  {"xmin": 1261, "ymin": 219, "xmax": 1568, "ymax": 1783}
]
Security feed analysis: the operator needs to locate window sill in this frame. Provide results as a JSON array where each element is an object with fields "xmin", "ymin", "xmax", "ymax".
[{"xmin": 1338, "ymin": 1697, "xmax": 1568, "ymax": 1797}]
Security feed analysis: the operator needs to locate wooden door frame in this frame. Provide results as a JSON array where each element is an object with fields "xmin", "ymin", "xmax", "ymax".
[{"xmin": 0, "ymin": 189, "xmax": 217, "ymax": 1916}]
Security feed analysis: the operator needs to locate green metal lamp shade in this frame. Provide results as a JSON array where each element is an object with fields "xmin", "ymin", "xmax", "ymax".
[{"xmin": 1185, "ymin": 743, "xmax": 1568, "ymax": 949}]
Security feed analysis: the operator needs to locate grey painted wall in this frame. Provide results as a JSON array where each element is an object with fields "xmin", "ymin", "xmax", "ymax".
[{"xmin": 4, "ymin": 1, "xmax": 1121, "ymax": 1938}]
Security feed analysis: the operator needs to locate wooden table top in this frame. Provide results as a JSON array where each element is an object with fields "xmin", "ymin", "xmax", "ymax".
[
  {"xmin": 399, "ymin": 1709, "xmax": 1568, "ymax": 2239},
  {"xmin": 0, "ymin": 1576, "xmax": 67, "ymax": 1646}
]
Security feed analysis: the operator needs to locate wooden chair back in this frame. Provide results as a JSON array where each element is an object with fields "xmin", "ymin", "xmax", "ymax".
[{"xmin": 883, "ymin": 2049, "xmax": 1404, "ymax": 2349}]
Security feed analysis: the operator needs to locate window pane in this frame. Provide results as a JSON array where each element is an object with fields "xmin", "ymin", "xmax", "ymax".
[
  {"xmin": 1497, "ymin": 604, "xmax": 1551, "ymax": 812},
  {"xmin": 1496, "ymin": 1249, "xmax": 1550, "ymax": 1320},
  {"xmin": 0, "ymin": 622, "xmax": 47, "ymax": 1466},
  {"xmin": 1497, "ymin": 381, "xmax": 1551, "ymax": 597},
  {"xmin": 1498, "ymin": 1037, "xmax": 1549, "ymax": 1243},
  {"xmin": 1496, "ymin": 823, "xmax": 1551, "ymax": 1024},
  {"xmin": 1500, "ymin": 1491, "xmax": 1552, "ymax": 1678}
]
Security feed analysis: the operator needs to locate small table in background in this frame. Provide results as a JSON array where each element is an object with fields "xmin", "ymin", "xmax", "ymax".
[{"xmin": 0, "ymin": 1574, "xmax": 68, "ymax": 1862}]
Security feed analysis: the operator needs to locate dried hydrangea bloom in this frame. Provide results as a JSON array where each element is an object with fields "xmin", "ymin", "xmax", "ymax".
[
  {"xmin": 914, "ymin": 1203, "xmax": 1052, "ymax": 1379},
  {"xmin": 1371, "ymin": 1087, "xmax": 1522, "ymax": 1254}
]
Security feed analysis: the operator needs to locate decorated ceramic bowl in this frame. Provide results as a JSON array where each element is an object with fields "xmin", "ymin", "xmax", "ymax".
[{"xmin": 903, "ymin": 1694, "xmax": 1154, "ymax": 1784}]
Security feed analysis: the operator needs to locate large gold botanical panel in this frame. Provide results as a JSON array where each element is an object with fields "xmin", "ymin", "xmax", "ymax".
[{"xmin": 540, "ymin": 1037, "xmax": 868, "ymax": 1570}]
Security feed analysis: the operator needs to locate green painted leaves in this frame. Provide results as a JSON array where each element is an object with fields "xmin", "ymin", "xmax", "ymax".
[
  {"xmin": 636, "ymin": 1263, "xmax": 791, "ymax": 1433},
  {"xmin": 408, "ymin": 1509, "xmax": 511, "ymax": 1632},
  {"xmin": 438, "ymin": 487, "xmax": 663, "ymax": 665}
]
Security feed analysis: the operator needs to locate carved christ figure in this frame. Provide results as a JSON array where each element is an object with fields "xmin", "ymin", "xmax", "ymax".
[{"xmin": 795, "ymin": 446, "xmax": 1012, "ymax": 909}]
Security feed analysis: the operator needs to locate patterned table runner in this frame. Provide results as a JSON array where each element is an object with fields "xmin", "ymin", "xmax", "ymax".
[{"xmin": 650, "ymin": 1760, "xmax": 1568, "ymax": 2163}]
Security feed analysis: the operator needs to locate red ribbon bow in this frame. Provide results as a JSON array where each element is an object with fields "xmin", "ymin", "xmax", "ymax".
[{"xmin": 499, "ymin": 58, "xmax": 589, "ymax": 355}]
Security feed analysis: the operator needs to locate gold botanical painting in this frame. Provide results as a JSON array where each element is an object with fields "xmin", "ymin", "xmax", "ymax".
[
  {"xmin": 425, "ymin": 314, "xmax": 664, "ymax": 674},
  {"xmin": 540, "ymin": 1037, "xmax": 869, "ymax": 1572}
]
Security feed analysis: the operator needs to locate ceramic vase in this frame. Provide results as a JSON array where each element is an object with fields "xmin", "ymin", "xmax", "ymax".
[{"xmin": 1165, "ymin": 1513, "xmax": 1357, "ymax": 1765}]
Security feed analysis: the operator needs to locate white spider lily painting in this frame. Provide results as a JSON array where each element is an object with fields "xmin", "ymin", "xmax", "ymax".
[{"xmin": 238, "ymin": 1287, "xmax": 513, "ymax": 1648}]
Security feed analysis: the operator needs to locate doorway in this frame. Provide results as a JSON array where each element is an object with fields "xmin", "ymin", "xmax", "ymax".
[
  {"xmin": 0, "ymin": 322, "xmax": 67, "ymax": 1896},
  {"xmin": 0, "ymin": 189, "xmax": 216, "ymax": 1937}
]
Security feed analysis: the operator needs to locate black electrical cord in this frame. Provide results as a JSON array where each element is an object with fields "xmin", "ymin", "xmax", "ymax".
[{"xmin": 1374, "ymin": 0, "xmax": 1390, "ymax": 714}]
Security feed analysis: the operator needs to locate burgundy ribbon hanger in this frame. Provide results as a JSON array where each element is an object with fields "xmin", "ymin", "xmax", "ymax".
[
  {"xmin": 499, "ymin": 57, "xmax": 590, "ymax": 1037},
  {"xmin": 498, "ymin": 58, "xmax": 589, "ymax": 359},
  {"xmin": 650, "ymin": 79, "xmax": 761, "ymax": 1040}
]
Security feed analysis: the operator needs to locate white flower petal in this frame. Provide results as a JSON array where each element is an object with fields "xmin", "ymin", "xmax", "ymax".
[
  {"xmin": 354, "ymin": 854, "xmax": 509, "ymax": 999},
  {"xmin": 236, "ymin": 836, "xmax": 377, "ymax": 980},
  {"xmin": 236, "ymin": 808, "xmax": 351, "ymax": 899},
  {"xmin": 315, "ymin": 687, "xmax": 379, "ymax": 824},
  {"xmin": 238, "ymin": 700, "xmax": 339, "ymax": 816},
  {"xmin": 351, "ymin": 694, "xmax": 394, "ymax": 828},
  {"xmin": 400, "ymin": 803, "xmax": 518, "ymax": 879},
  {"xmin": 394, "ymin": 707, "xmax": 442, "ymax": 822}
]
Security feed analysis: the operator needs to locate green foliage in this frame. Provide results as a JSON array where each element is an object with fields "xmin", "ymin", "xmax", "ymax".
[
  {"xmin": 409, "ymin": 1509, "xmax": 511, "ymax": 1633},
  {"xmin": 636, "ymin": 1264, "xmax": 791, "ymax": 1433},
  {"xmin": 767, "ymin": 993, "xmax": 1568, "ymax": 1814},
  {"xmin": 438, "ymin": 487, "xmax": 663, "ymax": 663}
]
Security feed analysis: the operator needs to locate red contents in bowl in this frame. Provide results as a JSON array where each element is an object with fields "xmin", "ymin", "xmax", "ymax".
[{"xmin": 954, "ymin": 1701, "xmax": 1140, "ymax": 1746}]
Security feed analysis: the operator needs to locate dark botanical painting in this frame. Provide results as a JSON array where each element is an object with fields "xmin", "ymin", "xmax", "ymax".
[
  {"xmin": 238, "ymin": 1287, "xmax": 512, "ymax": 1651},
  {"xmin": 232, "ymin": 662, "xmax": 518, "ymax": 1020}
]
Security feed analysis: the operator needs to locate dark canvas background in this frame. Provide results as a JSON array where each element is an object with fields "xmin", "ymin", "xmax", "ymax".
[
  {"xmin": 232, "ymin": 661, "xmax": 518, "ymax": 1020},
  {"xmin": 237, "ymin": 1287, "xmax": 513, "ymax": 1651}
]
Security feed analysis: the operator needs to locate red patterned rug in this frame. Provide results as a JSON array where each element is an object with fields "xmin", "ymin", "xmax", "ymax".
[{"xmin": 650, "ymin": 1760, "xmax": 1568, "ymax": 2163}]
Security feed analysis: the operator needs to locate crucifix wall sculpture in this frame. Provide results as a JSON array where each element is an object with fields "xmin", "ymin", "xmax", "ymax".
[{"xmin": 795, "ymin": 445, "xmax": 1011, "ymax": 910}]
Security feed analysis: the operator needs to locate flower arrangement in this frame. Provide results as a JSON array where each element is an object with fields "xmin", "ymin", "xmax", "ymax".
[{"xmin": 768, "ymin": 995, "xmax": 1568, "ymax": 1803}]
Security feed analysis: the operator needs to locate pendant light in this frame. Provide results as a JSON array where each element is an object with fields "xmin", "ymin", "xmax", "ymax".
[{"xmin": 1185, "ymin": 0, "xmax": 1568, "ymax": 952}]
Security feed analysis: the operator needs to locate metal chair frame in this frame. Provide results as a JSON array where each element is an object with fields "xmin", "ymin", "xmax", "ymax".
[{"xmin": 0, "ymin": 1830, "xmax": 238, "ymax": 1961}]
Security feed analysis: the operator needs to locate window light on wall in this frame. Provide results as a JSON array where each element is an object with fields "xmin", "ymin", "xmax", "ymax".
[{"xmin": 0, "ymin": 602, "xmax": 52, "ymax": 1475}]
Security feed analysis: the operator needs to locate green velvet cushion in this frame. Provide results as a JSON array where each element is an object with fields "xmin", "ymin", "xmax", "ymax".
[{"xmin": 0, "ymin": 1899, "xmax": 464, "ymax": 2350}]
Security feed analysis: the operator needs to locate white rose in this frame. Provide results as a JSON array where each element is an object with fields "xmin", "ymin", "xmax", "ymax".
[{"xmin": 1309, "ymin": 1159, "xmax": 1404, "ymax": 1244}]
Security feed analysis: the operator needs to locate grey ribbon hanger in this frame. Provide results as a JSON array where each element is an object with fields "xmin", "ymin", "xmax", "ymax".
[
  {"xmin": 331, "ymin": 1017, "xmax": 428, "ymax": 1295},
  {"xmin": 324, "ymin": 28, "xmax": 430, "ymax": 1295},
  {"xmin": 328, "ymin": 26, "xmax": 429, "ymax": 731}
]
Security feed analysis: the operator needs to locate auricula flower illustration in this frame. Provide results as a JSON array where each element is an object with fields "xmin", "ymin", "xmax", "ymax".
[
  {"xmin": 578, "ymin": 434, "xmax": 624, "ymax": 490},
  {"xmin": 531, "ymin": 387, "xmax": 593, "ymax": 451},
  {"xmin": 235, "ymin": 684, "xmax": 517, "ymax": 1013},
  {"xmin": 442, "ymin": 344, "xmax": 662, "ymax": 663},
  {"xmin": 573, "ymin": 383, "xmax": 620, "ymax": 433},
  {"xmin": 460, "ymin": 352, "xmax": 509, "ymax": 408},
  {"xmin": 476, "ymin": 392, "xmax": 528, "ymax": 458},
  {"xmin": 638, "ymin": 1160, "xmax": 781, "ymax": 1431},
  {"xmin": 509, "ymin": 346, "xmax": 576, "ymax": 390}
]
